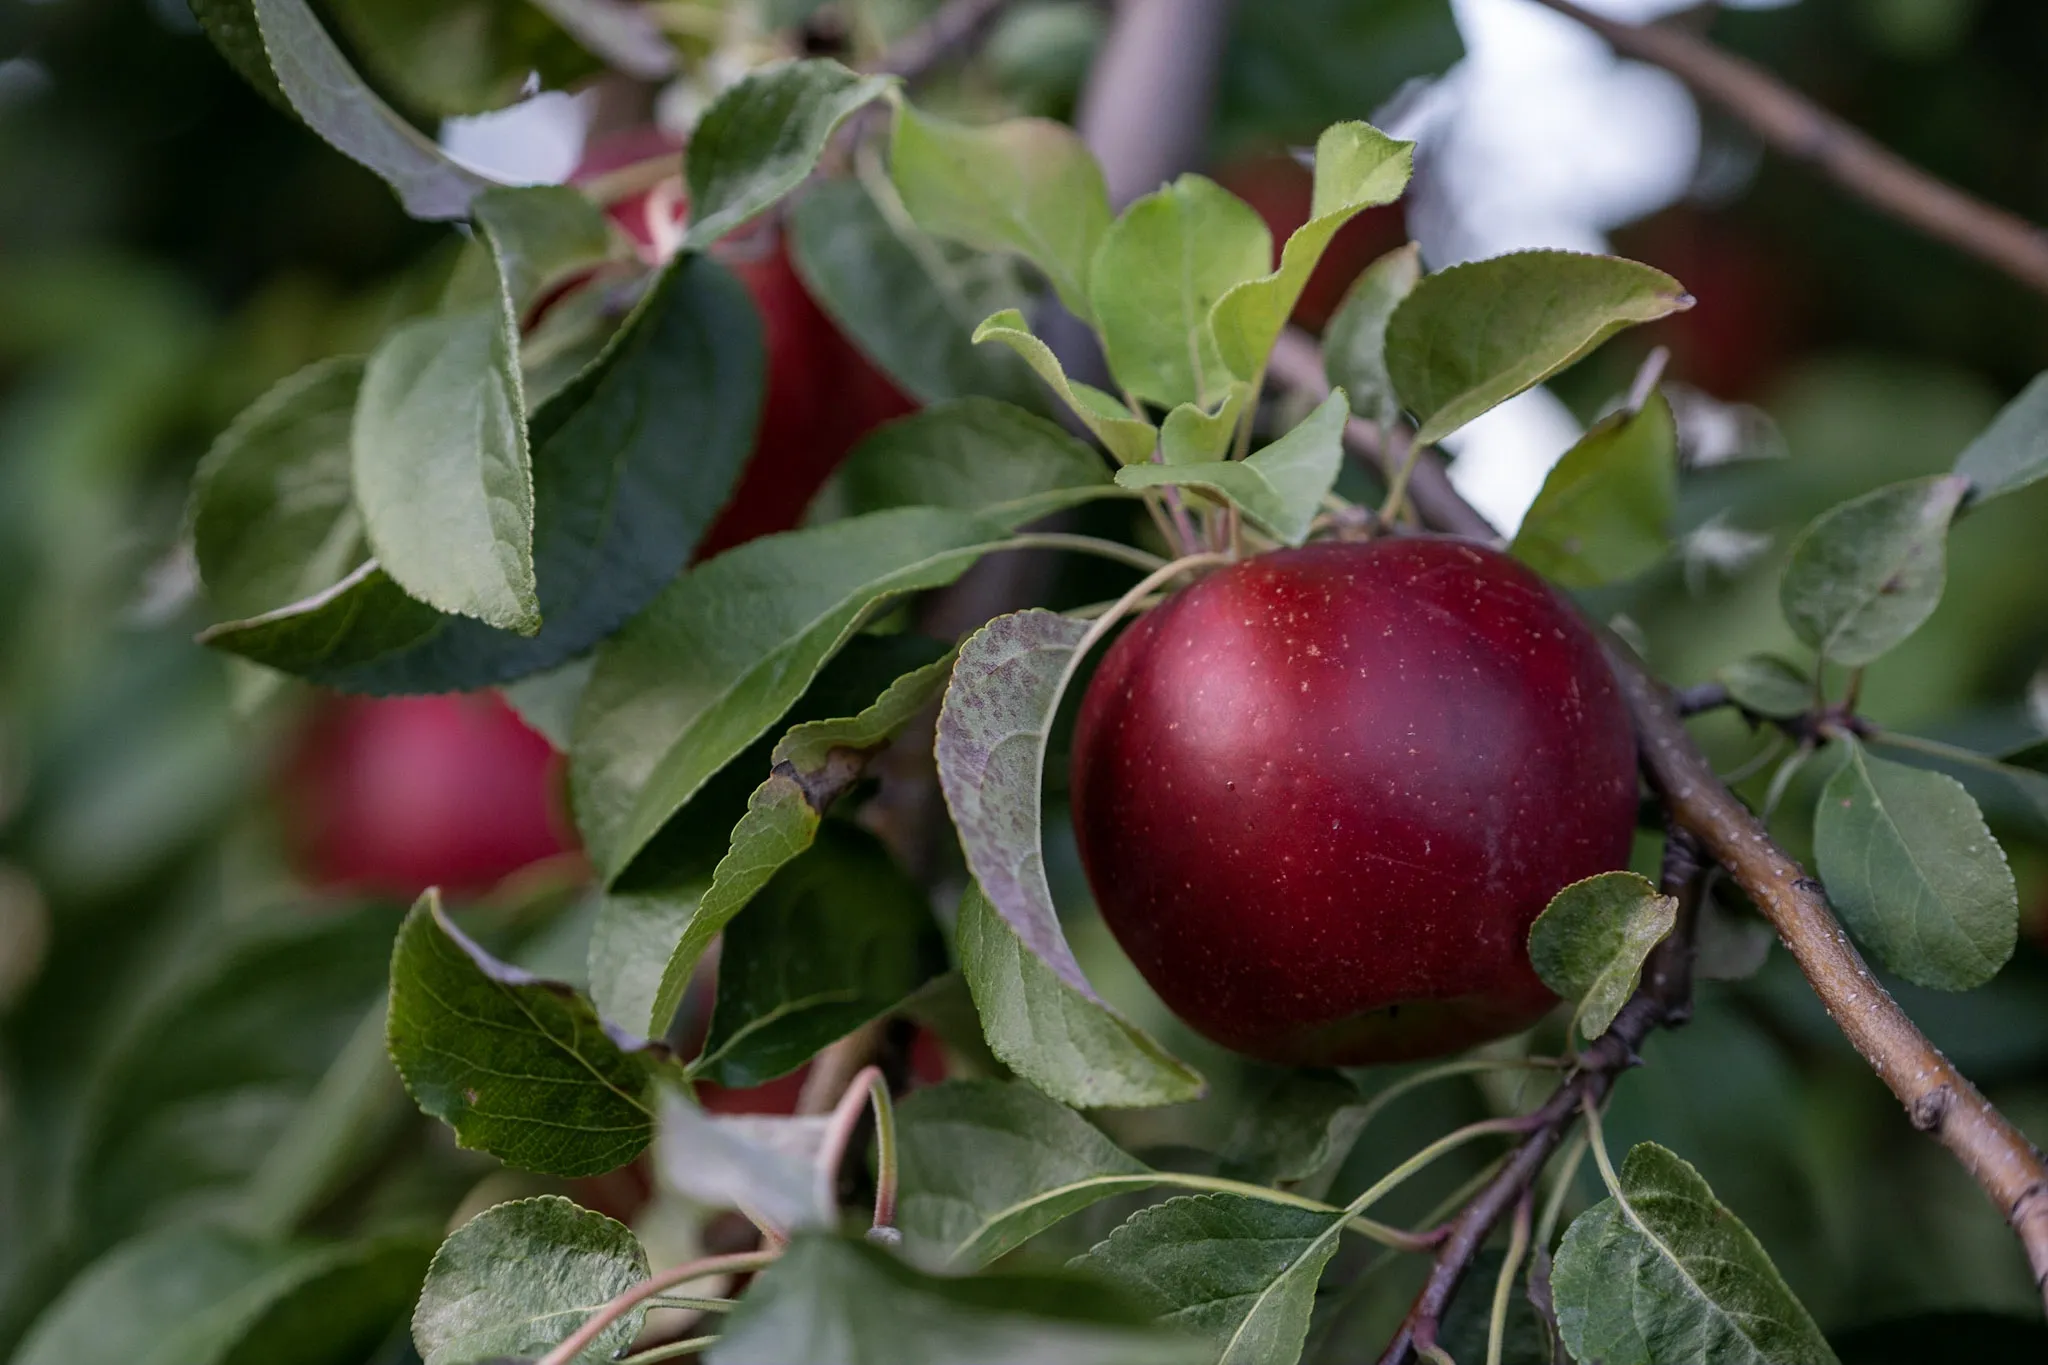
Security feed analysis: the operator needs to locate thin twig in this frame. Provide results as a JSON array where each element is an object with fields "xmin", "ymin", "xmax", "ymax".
[
  {"xmin": 868, "ymin": 0, "xmax": 1014, "ymax": 81},
  {"xmin": 533, "ymin": 1251, "xmax": 779, "ymax": 1365},
  {"xmin": 1531, "ymin": 0, "xmax": 2048, "ymax": 297}
]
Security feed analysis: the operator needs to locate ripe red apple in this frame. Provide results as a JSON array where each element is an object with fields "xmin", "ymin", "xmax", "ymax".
[
  {"xmin": 1069, "ymin": 538, "xmax": 1639, "ymax": 1066},
  {"xmin": 281, "ymin": 693, "xmax": 575, "ymax": 899},
  {"xmin": 572, "ymin": 130, "xmax": 916, "ymax": 560},
  {"xmin": 1212, "ymin": 153, "xmax": 1408, "ymax": 332}
]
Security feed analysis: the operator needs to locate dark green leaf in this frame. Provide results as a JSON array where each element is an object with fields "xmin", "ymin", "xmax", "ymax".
[
  {"xmin": 1716, "ymin": 655, "xmax": 1813, "ymax": 720},
  {"xmin": 971, "ymin": 309, "xmax": 1158, "ymax": 463},
  {"xmin": 188, "ymin": 356, "xmax": 365, "ymax": 623},
  {"xmin": 386, "ymin": 891, "xmax": 667, "ymax": 1177},
  {"xmin": 696, "ymin": 822, "xmax": 946, "ymax": 1087},
  {"xmin": 589, "ymin": 637, "xmax": 952, "ymax": 1036},
  {"xmin": 714, "ymin": 1232, "xmax": 1203, "ymax": 1365},
  {"xmin": 1437, "ymin": 1249, "xmax": 1553, "ymax": 1365},
  {"xmin": 1218, "ymin": 0, "xmax": 1462, "ymax": 147},
  {"xmin": 682, "ymin": 60, "xmax": 896, "ymax": 249},
  {"xmin": 956, "ymin": 882, "xmax": 1202, "ymax": 1110},
  {"xmin": 1070, "ymin": 1194, "xmax": 1342, "ymax": 1365},
  {"xmin": 1386, "ymin": 251, "xmax": 1692, "ymax": 445},
  {"xmin": 655, "ymin": 1091, "xmax": 831, "ymax": 1232},
  {"xmin": 529, "ymin": 0, "xmax": 676, "ymax": 81},
  {"xmin": 189, "ymin": 0, "xmax": 291, "ymax": 112},
  {"xmin": 1217, "ymin": 1070, "xmax": 1367, "ymax": 1194},
  {"xmin": 1089, "ymin": 175, "xmax": 1271, "ymax": 409},
  {"xmin": 15, "ymin": 1222, "xmax": 431, "ymax": 1365},
  {"xmin": 1323, "ymin": 242, "xmax": 1423, "ymax": 428},
  {"xmin": 1210, "ymin": 122, "xmax": 1413, "ymax": 383},
  {"xmin": 1553, "ymin": 1142, "xmax": 1837, "ymax": 1365},
  {"xmin": 1529, "ymin": 871, "xmax": 1677, "ymax": 1041},
  {"xmin": 1814, "ymin": 741, "xmax": 2016, "ymax": 991},
  {"xmin": 1511, "ymin": 392, "xmax": 1677, "ymax": 588},
  {"xmin": 1779, "ymin": 475, "xmax": 1968, "ymax": 668},
  {"xmin": 1117, "ymin": 391, "xmax": 1348, "ymax": 545},
  {"xmin": 895, "ymin": 1080, "xmax": 1152, "ymax": 1267},
  {"xmin": 203, "ymin": 253, "xmax": 764, "ymax": 693},
  {"xmin": 353, "ymin": 288, "xmax": 536, "ymax": 633},
  {"xmin": 571, "ymin": 507, "xmax": 1006, "ymax": 880},
  {"xmin": 831, "ymin": 398, "xmax": 1116, "ymax": 525},
  {"xmin": 891, "ymin": 104, "xmax": 1113, "ymax": 323},
  {"xmin": 787, "ymin": 179, "xmax": 1045, "ymax": 411},
  {"xmin": 249, "ymin": 0, "xmax": 497, "ymax": 220},
  {"xmin": 1954, "ymin": 371, "xmax": 2048, "ymax": 503},
  {"xmin": 412, "ymin": 1196, "xmax": 648, "ymax": 1365}
]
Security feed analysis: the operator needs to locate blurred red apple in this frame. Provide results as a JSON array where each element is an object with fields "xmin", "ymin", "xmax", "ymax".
[
  {"xmin": 1212, "ymin": 152, "xmax": 1408, "ymax": 333},
  {"xmin": 1616, "ymin": 207, "xmax": 1800, "ymax": 400},
  {"xmin": 574, "ymin": 129, "xmax": 916, "ymax": 560},
  {"xmin": 282, "ymin": 693, "xmax": 574, "ymax": 899}
]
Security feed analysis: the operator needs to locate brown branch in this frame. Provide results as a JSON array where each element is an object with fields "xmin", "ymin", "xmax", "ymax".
[
  {"xmin": 1376, "ymin": 832, "xmax": 1706, "ymax": 1365},
  {"xmin": 1615, "ymin": 648, "xmax": 2048, "ymax": 1301},
  {"xmin": 1530, "ymin": 0, "xmax": 2048, "ymax": 297},
  {"xmin": 1266, "ymin": 330, "xmax": 1499, "ymax": 543},
  {"xmin": 868, "ymin": 0, "xmax": 1015, "ymax": 82}
]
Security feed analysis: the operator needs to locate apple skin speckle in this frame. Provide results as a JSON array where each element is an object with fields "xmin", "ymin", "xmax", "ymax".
[{"xmin": 1070, "ymin": 538, "xmax": 1639, "ymax": 1066}]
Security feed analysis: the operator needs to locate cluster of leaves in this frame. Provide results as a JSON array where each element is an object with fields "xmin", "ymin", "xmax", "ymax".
[{"xmin": 15, "ymin": 2, "xmax": 2048, "ymax": 1363}]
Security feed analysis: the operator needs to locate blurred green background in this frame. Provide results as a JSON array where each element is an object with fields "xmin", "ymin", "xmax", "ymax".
[{"xmin": 3, "ymin": 0, "xmax": 2047, "ymax": 1357}]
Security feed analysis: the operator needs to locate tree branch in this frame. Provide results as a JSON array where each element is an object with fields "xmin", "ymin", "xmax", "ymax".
[
  {"xmin": 1266, "ymin": 340, "xmax": 2048, "ymax": 1322},
  {"xmin": 1375, "ymin": 831, "xmax": 1706, "ymax": 1365},
  {"xmin": 869, "ymin": 0, "xmax": 1015, "ymax": 82},
  {"xmin": 1529, "ymin": 0, "xmax": 2048, "ymax": 297}
]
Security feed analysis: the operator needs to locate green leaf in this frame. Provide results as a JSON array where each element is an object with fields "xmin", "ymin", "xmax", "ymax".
[
  {"xmin": 714, "ymin": 1232, "xmax": 1204, "ymax": 1365},
  {"xmin": 1814, "ymin": 740, "xmax": 2016, "ymax": 991},
  {"xmin": 1089, "ymin": 175, "xmax": 1271, "ymax": 409},
  {"xmin": 1553, "ymin": 1142, "xmax": 1838, "ymax": 1365},
  {"xmin": 1780, "ymin": 474, "xmax": 1968, "ymax": 668},
  {"xmin": 353, "ymin": 291, "xmax": 536, "ymax": 634},
  {"xmin": 831, "ymin": 398, "xmax": 1117, "ymax": 525},
  {"xmin": 1116, "ymin": 390, "xmax": 1348, "ymax": 545},
  {"xmin": 935, "ymin": 609, "xmax": 1097, "ymax": 996},
  {"xmin": 413, "ymin": 1197, "xmax": 649, "ymax": 1365},
  {"xmin": 189, "ymin": 0, "xmax": 291, "ymax": 112},
  {"xmin": 467, "ymin": 185, "xmax": 618, "ymax": 317},
  {"xmin": 682, "ymin": 59, "xmax": 896, "ymax": 249},
  {"xmin": 249, "ymin": 0, "xmax": 497, "ymax": 220},
  {"xmin": 696, "ymin": 822, "xmax": 947, "ymax": 1087},
  {"xmin": 591, "ymin": 638, "xmax": 952, "ymax": 1036},
  {"xmin": 386, "ymin": 891, "xmax": 666, "ymax": 1177},
  {"xmin": 1210, "ymin": 121, "xmax": 1414, "ymax": 382},
  {"xmin": 571, "ymin": 508, "xmax": 1006, "ymax": 880},
  {"xmin": 1954, "ymin": 371, "xmax": 2048, "ymax": 503},
  {"xmin": 972, "ymin": 310, "xmax": 1158, "ymax": 464},
  {"xmin": 15, "ymin": 1222, "xmax": 432, "ymax": 1365},
  {"xmin": 1437, "ymin": 1249, "xmax": 1553, "ymax": 1365},
  {"xmin": 895, "ymin": 1080, "xmax": 1152, "ymax": 1267},
  {"xmin": 1323, "ymin": 242, "xmax": 1423, "ymax": 428},
  {"xmin": 1716, "ymin": 655, "xmax": 1813, "ymax": 720},
  {"xmin": 654, "ymin": 1091, "xmax": 832, "ymax": 1232},
  {"xmin": 1528, "ymin": 871, "xmax": 1678, "ymax": 1041},
  {"xmin": 206, "ymin": 254, "xmax": 766, "ymax": 692},
  {"xmin": 1511, "ymin": 391, "xmax": 1677, "ymax": 588},
  {"xmin": 957, "ymin": 881, "xmax": 1202, "ymax": 1110},
  {"xmin": 891, "ymin": 104, "xmax": 1113, "ymax": 323},
  {"xmin": 1385, "ymin": 251, "xmax": 1692, "ymax": 445},
  {"xmin": 1071, "ymin": 1194, "xmax": 1343, "ymax": 1365},
  {"xmin": 787, "ymin": 178, "xmax": 1046, "ymax": 411},
  {"xmin": 1217, "ymin": 1070, "xmax": 1368, "ymax": 1194},
  {"xmin": 1159, "ymin": 387, "xmax": 1251, "ymax": 465},
  {"xmin": 188, "ymin": 356, "xmax": 366, "ymax": 623}
]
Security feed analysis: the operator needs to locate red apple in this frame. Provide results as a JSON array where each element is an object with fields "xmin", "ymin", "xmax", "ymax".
[
  {"xmin": 1069, "ymin": 538, "xmax": 1639, "ymax": 1066},
  {"xmin": 1212, "ymin": 153, "xmax": 1408, "ymax": 333},
  {"xmin": 572, "ymin": 130, "xmax": 916, "ymax": 560},
  {"xmin": 282, "ymin": 693, "xmax": 575, "ymax": 899}
]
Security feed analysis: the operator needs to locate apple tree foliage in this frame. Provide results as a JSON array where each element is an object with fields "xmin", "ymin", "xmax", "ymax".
[{"xmin": 10, "ymin": 3, "xmax": 2048, "ymax": 1364}]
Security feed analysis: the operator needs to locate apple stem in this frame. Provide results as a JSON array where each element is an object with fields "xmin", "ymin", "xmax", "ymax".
[{"xmin": 532, "ymin": 1250, "xmax": 780, "ymax": 1365}]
